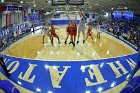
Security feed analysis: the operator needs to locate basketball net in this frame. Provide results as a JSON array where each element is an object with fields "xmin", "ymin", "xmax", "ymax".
[{"xmin": 65, "ymin": 5, "xmax": 70, "ymax": 13}]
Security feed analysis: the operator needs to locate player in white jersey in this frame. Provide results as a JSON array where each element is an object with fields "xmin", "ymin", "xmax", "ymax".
[
  {"xmin": 96, "ymin": 24, "xmax": 102, "ymax": 39},
  {"xmin": 42, "ymin": 23, "xmax": 51, "ymax": 44},
  {"xmin": 77, "ymin": 9, "xmax": 87, "ymax": 44}
]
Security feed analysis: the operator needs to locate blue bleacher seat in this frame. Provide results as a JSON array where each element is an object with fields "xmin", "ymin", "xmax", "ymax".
[
  {"xmin": 0, "ymin": 80, "xmax": 20, "ymax": 93},
  {"xmin": 120, "ymin": 76, "xmax": 140, "ymax": 93}
]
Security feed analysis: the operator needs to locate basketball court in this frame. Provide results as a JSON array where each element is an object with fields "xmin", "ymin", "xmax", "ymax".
[
  {"xmin": 0, "ymin": 0, "xmax": 140, "ymax": 93},
  {"xmin": 2, "ymin": 25, "xmax": 136, "ymax": 60}
]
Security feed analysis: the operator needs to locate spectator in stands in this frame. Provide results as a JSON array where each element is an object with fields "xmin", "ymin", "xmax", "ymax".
[
  {"xmin": 31, "ymin": 25, "xmax": 35, "ymax": 33},
  {"xmin": 127, "ymin": 32, "xmax": 132, "ymax": 41},
  {"xmin": 90, "ymin": 17, "xmax": 140, "ymax": 49},
  {"xmin": 97, "ymin": 24, "xmax": 102, "ymax": 39},
  {"xmin": 116, "ymin": 27, "xmax": 120, "ymax": 39},
  {"xmin": 109, "ymin": 26, "xmax": 113, "ymax": 33},
  {"xmin": 2, "ymin": 37, "xmax": 7, "ymax": 48},
  {"xmin": 13, "ymin": 31, "xmax": 18, "ymax": 41},
  {"xmin": 18, "ymin": 29, "xmax": 22, "ymax": 36}
]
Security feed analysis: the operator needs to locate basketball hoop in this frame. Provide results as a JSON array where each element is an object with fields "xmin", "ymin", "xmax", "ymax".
[{"xmin": 65, "ymin": 5, "xmax": 70, "ymax": 11}]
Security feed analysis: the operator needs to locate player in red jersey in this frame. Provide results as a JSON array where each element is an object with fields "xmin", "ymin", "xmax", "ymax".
[
  {"xmin": 84, "ymin": 24, "xmax": 94, "ymax": 43},
  {"xmin": 50, "ymin": 25, "xmax": 61, "ymax": 45},
  {"xmin": 69, "ymin": 14, "xmax": 77, "ymax": 47},
  {"xmin": 64, "ymin": 15, "xmax": 71, "ymax": 44},
  {"xmin": 42, "ymin": 23, "xmax": 51, "ymax": 44}
]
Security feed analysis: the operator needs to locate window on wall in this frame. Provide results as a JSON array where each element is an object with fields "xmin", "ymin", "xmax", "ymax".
[
  {"xmin": 53, "ymin": 13, "xmax": 60, "ymax": 18},
  {"xmin": 18, "ymin": 13, "xmax": 23, "ymax": 23},
  {"xmin": 14, "ymin": 13, "xmax": 19, "ymax": 24},
  {"xmin": 11, "ymin": 13, "xmax": 15, "ymax": 25},
  {"xmin": 2, "ymin": 14, "xmax": 6, "ymax": 27}
]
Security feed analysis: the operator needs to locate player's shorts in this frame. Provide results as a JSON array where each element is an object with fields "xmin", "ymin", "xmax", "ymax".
[
  {"xmin": 70, "ymin": 29, "xmax": 77, "ymax": 36},
  {"xmin": 51, "ymin": 33, "xmax": 58, "ymax": 37},
  {"xmin": 78, "ymin": 25, "xmax": 86, "ymax": 32},
  {"xmin": 87, "ymin": 32, "xmax": 92, "ymax": 36}
]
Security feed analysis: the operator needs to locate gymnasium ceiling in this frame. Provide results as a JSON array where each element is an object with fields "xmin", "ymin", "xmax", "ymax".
[{"xmin": 1, "ymin": 0, "xmax": 140, "ymax": 14}]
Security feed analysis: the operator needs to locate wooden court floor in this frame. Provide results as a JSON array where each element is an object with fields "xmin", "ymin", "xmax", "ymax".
[{"xmin": 2, "ymin": 25, "xmax": 136, "ymax": 60}]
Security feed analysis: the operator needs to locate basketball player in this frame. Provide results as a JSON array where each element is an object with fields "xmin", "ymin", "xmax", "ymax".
[
  {"xmin": 69, "ymin": 14, "xmax": 77, "ymax": 47},
  {"xmin": 13, "ymin": 31, "xmax": 18, "ymax": 41},
  {"xmin": 84, "ymin": 24, "xmax": 94, "ymax": 43},
  {"xmin": 64, "ymin": 15, "xmax": 71, "ymax": 44},
  {"xmin": 97, "ymin": 24, "xmax": 102, "ymax": 39},
  {"xmin": 2, "ymin": 37, "xmax": 8, "ymax": 48},
  {"xmin": 0, "ymin": 52, "xmax": 10, "ymax": 77},
  {"xmin": 42, "ymin": 23, "xmax": 51, "ymax": 44},
  {"xmin": 50, "ymin": 25, "xmax": 61, "ymax": 45},
  {"xmin": 77, "ymin": 9, "xmax": 87, "ymax": 44}
]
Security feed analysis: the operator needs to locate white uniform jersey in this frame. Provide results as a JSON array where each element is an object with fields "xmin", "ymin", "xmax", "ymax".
[
  {"xmin": 19, "ymin": 29, "xmax": 22, "ymax": 35},
  {"xmin": 78, "ymin": 17, "xmax": 87, "ymax": 32},
  {"xmin": 97, "ymin": 25, "xmax": 101, "ymax": 32},
  {"xmin": 43, "ymin": 26, "xmax": 49, "ymax": 35},
  {"xmin": 13, "ymin": 31, "xmax": 18, "ymax": 37}
]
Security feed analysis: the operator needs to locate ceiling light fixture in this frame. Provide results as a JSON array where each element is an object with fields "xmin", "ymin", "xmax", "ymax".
[
  {"xmin": 48, "ymin": 1, "xmax": 51, "ymax": 3},
  {"xmin": 125, "ymin": 6, "xmax": 127, "ymax": 9},
  {"xmin": 95, "ymin": 3, "xmax": 99, "ymax": 6},
  {"xmin": 20, "ymin": 1, "xmax": 23, "ymax": 4},
  {"xmin": 1, "ymin": 0, "xmax": 4, "ymax": 2}
]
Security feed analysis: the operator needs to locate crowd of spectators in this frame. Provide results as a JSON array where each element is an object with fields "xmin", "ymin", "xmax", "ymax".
[{"xmin": 91, "ymin": 18, "xmax": 140, "ymax": 50}]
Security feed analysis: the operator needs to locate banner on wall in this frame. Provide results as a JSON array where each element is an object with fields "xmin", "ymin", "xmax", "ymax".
[
  {"xmin": 122, "ymin": 11, "xmax": 133, "ymax": 21},
  {"xmin": 1, "ymin": 6, "xmax": 7, "ymax": 12},
  {"xmin": 7, "ymin": 6, "xmax": 14, "ymax": 11},
  {"xmin": 0, "ymin": 53, "xmax": 139, "ymax": 93},
  {"xmin": 53, "ymin": 13, "xmax": 60, "ymax": 18},
  {"xmin": 0, "ymin": 29, "xmax": 10, "ymax": 38},
  {"xmin": 0, "ymin": 23, "xmax": 27, "ymax": 38},
  {"xmin": 14, "ymin": 6, "xmax": 18, "ymax": 11},
  {"xmin": 113, "ymin": 11, "xmax": 122, "ymax": 19},
  {"xmin": 113, "ymin": 11, "xmax": 133, "ymax": 21}
]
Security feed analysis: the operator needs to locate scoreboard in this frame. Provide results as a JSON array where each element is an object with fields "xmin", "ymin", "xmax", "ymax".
[{"xmin": 113, "ymin": 11, "xmax": 133, "ymax": 21}]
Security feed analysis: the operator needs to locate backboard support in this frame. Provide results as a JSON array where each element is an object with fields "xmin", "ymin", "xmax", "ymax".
[{"xmin": 52, "ymin": 0, "xmax": 84, "ymax": 6}]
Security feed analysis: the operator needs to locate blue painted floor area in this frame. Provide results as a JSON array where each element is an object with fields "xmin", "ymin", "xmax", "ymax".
[{"xmin": 0, "ymin": 53, "xmax": 139, "ymax": 93}]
